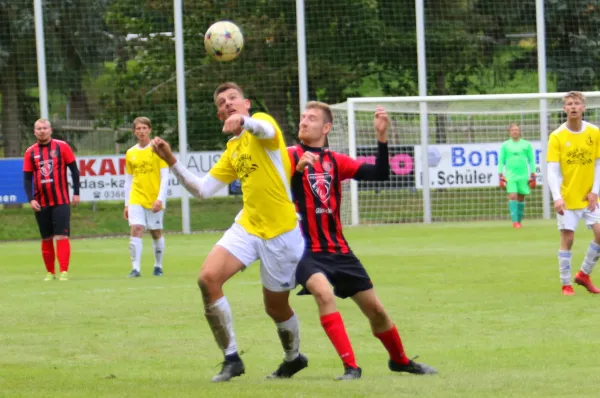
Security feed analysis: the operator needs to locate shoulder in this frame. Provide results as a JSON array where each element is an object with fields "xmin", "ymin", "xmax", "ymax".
[
  {"xmin": 125, "ymin": 145, "xmax": 138, "ymax": 155},
  {"xmin": 287, "ymin": 144, "xmax": 302, "ymax": 155},
  {"xmin": 550, "ymin": 123, "xmax": 567, "ymax": 135},
  {"xmin": 24, "ymin": 143, "xmax": 37, "ymax": 155},
  {"xmin": 251, "ymin": 112, "xmax": 281, "ymax": 130},
  {"xmin": 584, "ymin": 121, "xmax": 600, "ymax": 133},
  {"xmin": 54, "ymin": 139, "xmax": 73, "ymax": 150}
]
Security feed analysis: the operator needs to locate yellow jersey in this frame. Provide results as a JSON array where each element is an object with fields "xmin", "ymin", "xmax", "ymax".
[
  {"xmin": 209, "ymin": 112, "xmax": 297, "ymax": 239},
  {"xmin": 547, "ymin": 122, "xmax": 600, "ymax": 209},
  {"xmin": 125, "ymin": 144, "xmax": 169, "ymax": 209}
]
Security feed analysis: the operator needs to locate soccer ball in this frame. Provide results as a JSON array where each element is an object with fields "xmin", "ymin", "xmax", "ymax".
[{"xmin": 204, "ymin": 21, "xmax": 244, "ymax": 62}]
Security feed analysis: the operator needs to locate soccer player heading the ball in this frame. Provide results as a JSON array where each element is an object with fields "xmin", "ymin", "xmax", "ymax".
[
  {"xmin": 23, "ymin": 119, "xmax": 80, "ymax": 281},
  {"xmin": 547, "ymin": 91, "xmax": 600, "ymax": 296},
  {"xmin": 124, "ymin": 117, "xmax": 169, "ymax": 278},
  {"xmin": 497, "ymin": 123, "xmax": 536, "ymax": 229},
  {"xmin": 151, "ymin": 82, "xmax": 307, "ymax": 382},
  {"xmin": 288, "ymin": 102, "xmax": 437, "ymax": 380}
]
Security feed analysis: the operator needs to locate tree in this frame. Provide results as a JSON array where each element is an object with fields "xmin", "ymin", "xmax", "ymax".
[
  {"xmin": 0, "ymin": 0, "xmax": 37, "ymax": 158},
  {"xmin": 0, "ymin": 0, "xmax": 111, "ymax": 159},
  {"xmin": 545, "ymin": 0, "xmax": 600, "ymax": 92}
]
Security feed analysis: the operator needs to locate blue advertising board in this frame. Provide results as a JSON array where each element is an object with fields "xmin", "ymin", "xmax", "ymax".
[{"xmin": 0, "ymin": 158, "xmax": 28, "ymax": 204}]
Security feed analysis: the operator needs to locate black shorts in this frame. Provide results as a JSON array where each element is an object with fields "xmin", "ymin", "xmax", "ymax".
[
  {"xmin": 34, "ymin": 204, "xmax": 71, "ymax": 239},
  {"xmin": 295, "ymin": 251, "xmax": 373, "ymax": 299}
]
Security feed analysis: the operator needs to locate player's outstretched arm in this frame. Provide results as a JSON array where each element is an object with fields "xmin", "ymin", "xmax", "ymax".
[
  {"xmin": 151, "ymin": 138, "xmax": 226, "ymax": 199},
  {"xmin": 348, "ymin": 106, "xmax": 390, "ymax": 182}
]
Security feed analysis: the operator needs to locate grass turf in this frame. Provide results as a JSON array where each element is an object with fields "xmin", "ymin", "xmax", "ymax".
[{"xmin": 1, "ymin": 220, "xmax": 599, "ymax": 397}]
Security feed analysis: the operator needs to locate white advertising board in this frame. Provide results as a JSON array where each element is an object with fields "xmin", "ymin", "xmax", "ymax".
[{"xmin": 414, "ymin": 142, "xmax": 543, "ymax": 188}]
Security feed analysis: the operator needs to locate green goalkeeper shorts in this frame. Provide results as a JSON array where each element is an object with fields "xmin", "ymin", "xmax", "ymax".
[{"xmin": 506, "ymin": 179, "xmax": 530, "ymax": 195}]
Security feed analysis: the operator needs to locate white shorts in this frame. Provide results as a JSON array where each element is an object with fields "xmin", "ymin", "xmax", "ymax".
[
  {"xmin": 128, "ymin": 204, "xmax": 164, "ymax": 230},
  {"xmin": 557, "ymin": 208, "xmax": 600, "ymax": 231},
  {"xmin": 216, "ymin": 223, "xmax": 305, "ymax": 292}
]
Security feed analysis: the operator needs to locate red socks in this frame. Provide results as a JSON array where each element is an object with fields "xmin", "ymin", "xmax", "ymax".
[
  {"xmin": 375, "ymin": 325, "xmax": 409, "ymax": 365},
  {"xmin": 41, "ymin": 239, "xmax": 55, "ymax": 273},
  {"xmin": 56, "ymin": 239, "xmax": 71, "ymax": 272},
  {"xmin": 320, "ymin": 312, "xmax": 358, "ymax": 369}
]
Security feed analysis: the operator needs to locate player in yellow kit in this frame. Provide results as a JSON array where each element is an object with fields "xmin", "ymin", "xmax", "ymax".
[
  {"xmin": 547, "ymin": 91, "xmax": 600, "ymax": 296},
  {"xmin": 151, "ymin": 82, "xmax": 307, "ymax": 382},
  {"xmin": 124, "ymin": 117, "xmax": 169, "ymax": 278}
]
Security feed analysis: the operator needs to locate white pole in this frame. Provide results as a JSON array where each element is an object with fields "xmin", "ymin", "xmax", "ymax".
[
  {"xmin": 174, "ymin": 0, "xmax": 190, "ymax": 234},
  {"xmin": 536, "ymin": 0, "xmax": 550, "ymax": 220},
  {"xmin": 348, "ymin": 99, "xmax": 359, "ymax": 226},
  {"xmin": 33, "ymin": 0, "xmax": 49, "ymax": 119},
  {"xmin": 296, "ymin": 0, "xmax": 308, "ymax": 113},
  {"xmin": 416, "ymin": 0, "xmax": 431, "ymax": 223}
]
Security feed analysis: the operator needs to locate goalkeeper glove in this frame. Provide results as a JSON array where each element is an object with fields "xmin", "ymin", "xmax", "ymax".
[
  {"xmin": 499, "ymin": 174, "xmax": 507, "ymax": 189},
  {"xmin": 529, "ymin": 173, "xmax": 537, "ymax": 189}
]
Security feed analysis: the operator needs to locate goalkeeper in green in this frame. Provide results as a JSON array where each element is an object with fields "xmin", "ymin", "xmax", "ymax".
[{"xmin": 497, "ymin": 123, "xmax": 537, "ymax": 228}]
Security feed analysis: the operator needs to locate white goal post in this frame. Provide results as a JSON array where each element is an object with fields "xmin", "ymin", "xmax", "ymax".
[{"xmin": 329, "ymin": 92, "xmax": 600, "ymax": 226}]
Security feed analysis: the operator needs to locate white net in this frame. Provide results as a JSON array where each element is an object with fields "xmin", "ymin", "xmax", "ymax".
[{"xmin": 330, "ymin": 93, "xmax": 600, "ymax": 225}]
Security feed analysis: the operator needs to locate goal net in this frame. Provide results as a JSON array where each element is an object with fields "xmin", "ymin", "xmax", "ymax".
[{"xmin": 329, "ymin": 92, "xmax": 600, "ymax": 226}]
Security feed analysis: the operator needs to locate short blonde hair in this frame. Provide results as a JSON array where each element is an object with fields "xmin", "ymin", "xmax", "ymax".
[
  {"xmin": 563, "ymin": 91, "xmax": 586, "ymax": 104},
  {"xmin": 133, "ymin": 116, "xmax": 152, "ymax": 129},
  {"xmin": 34, "ymin": 118, "xmax": 51, "ymax": 128},
  {"xmin": 305, "ymin": 101, "xmax": 333, "ymax": 124},
  {"xmin": 508, "ymin": 123, "xmax": 520, "ymax": 130}
]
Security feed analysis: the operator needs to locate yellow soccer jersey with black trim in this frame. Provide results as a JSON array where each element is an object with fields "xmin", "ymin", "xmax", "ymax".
[
  {"xmin": 209, "ymin": 112, "xmax": 297, "ymax": 239},
  {"xmin": 126, "ymin": 144, "xmax": 169, "ymax": 209},
  {"xmin": 547, "ymin": 122, "xmax": 600, "ymax": 210}
]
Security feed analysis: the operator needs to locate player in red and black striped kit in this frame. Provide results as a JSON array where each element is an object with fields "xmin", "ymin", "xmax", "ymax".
[
  {"xmin": 23, "ymin": 119, "xmax": 80, "ymax": 281},
  {"xmin": 289, "ymin": 102, "xmax": 437, "ymax": 380}
]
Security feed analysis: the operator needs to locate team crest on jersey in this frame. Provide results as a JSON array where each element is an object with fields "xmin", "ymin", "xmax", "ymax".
[
  {"xmin": 587, "ymin": 135, "xmax": 593, "ymax": 146},
  {"xmin": 40, "ymin": 159, "xmax": 53, "ymax": 177},
  {"xmin": 308, "ymin": 173, "xmax": 332, "ymax": 203},
  {"xmin": 49, "ymin": 149, "xmax": 57, "ymax": 158}
]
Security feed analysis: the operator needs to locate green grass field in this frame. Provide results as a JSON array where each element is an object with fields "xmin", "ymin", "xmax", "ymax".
[{"xmin": 2, "ymin": 221, "xmax": 600, "ymax": 397}]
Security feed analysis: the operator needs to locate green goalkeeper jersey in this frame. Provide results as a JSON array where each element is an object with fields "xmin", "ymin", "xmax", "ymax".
[{"xmin": 498, "ymin": 139, "xmax": 535, "ymax": 181}]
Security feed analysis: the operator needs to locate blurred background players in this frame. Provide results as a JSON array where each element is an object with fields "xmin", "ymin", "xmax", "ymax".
[
  {"xmin": 23, "ymin": 118, "xmax": 80, "ymax": 281},
  {"xmin": 151, "ymin": 83, "xmax": 307, "ymax": 382},
  {"xmin": 289, "ymin": 102, "xmax": 437, "ymax": 380},
  {"xmin": 497, "ymin": 123, "xmax": 536, "ymax": 228},
  {"xmin": 124, "ymin": 117, "xmax": 169, "ymax": 277},
  {"xmin": 547, "ymin": 91, "xmax": 600, "ymax": 296}
]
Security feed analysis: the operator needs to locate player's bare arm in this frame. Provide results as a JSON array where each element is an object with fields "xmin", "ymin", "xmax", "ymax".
[
  {"xmin": 374, "ymin": 105, "xmax": 390, "ymax": 142},
  {"xmin": 585, "ymin": 192, "xmax": 598, "ymax": 212},
  {"xmin": 151, "ymin": 137, "xmax": 177, "ymax": 166}
]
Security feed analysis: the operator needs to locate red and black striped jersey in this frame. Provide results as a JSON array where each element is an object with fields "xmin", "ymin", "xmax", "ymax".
[
  {"xmin": 288, "ymin": 142, "xmax": 389, "ymax": 254},
  {"xmin": 23, "ymin": 139, "xmax": 76, "ymax": 208}
]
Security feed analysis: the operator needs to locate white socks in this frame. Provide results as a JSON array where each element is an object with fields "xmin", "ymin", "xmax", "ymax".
[
  {"xmin": 129, "ymin": 237, "xmax": 142, "ymax": 272},
  {"xmin": 153, "ymin": 237, "xmax": 165, "ymax": 268},
  {"xmin": 558, "ymin": 250, "xmax": 572, "ymax": 286},
  {"xmin": 276, "ymin": 313, "xmax": 300, "ymax": 362},
  {"xmin": 206, "ymin": 296, "xmax": 238, "ymax": 356},
  {"xmin": 581, "ymin": 241, "xmax": 600, "ymax": 276}
]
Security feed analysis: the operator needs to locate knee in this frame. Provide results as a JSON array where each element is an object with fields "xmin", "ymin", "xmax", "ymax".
[
  {"xmin": 131, "ymin": 226, "xmax": 144, "ymax": 237},
  {"xmin": 508, "ymin": 194, "xmax": 517, "ymax": 201},
  {"xmin": 311, "ymin": 286, "xmax": 336, "ymax": 311},
  {"xmin": 197, "ymin": 269, "xmax": 221, "ymax": 291}
]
